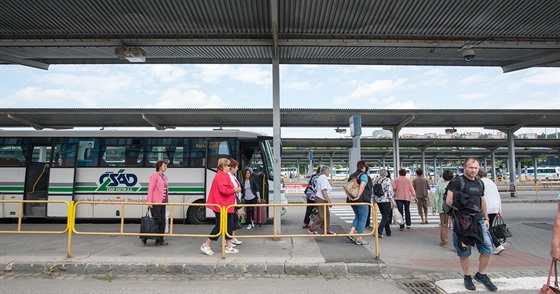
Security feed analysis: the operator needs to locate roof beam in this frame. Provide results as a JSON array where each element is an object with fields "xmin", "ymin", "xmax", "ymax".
[
  {"xmin": 494, "ymin": 115, "xmax": 547, "ymax": 133},
  {"xmin": 141, "ymin": 114, "xmax": 166, "ymax": 130},
  {"xmin": 0, "ymin": 53, "xmax": 49, "ymax": 70},
  {"xmin": 7, "ymin": 114, "xmax": 44, "ymax": 130},
  {"xmin": 502, "ymin": 53, "xmax": 560, "ymax": 73}
]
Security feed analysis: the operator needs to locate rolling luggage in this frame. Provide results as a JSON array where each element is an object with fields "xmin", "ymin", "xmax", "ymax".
[{"xmin": 254, "ymin": 204, "xmax": 267, "ymax": 226}]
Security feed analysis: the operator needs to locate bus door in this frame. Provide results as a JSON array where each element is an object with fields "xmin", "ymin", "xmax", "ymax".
[
  {"xmin": 203, "ymin": 139, "xmax": 232, "ymax": 221},
  {"xmin": 47, "ymin": 143, "xmax": 77, "ymax": 217},
  {"xmin": 24, "ymin": 145, "xmax": 52, "ymax": 217}
]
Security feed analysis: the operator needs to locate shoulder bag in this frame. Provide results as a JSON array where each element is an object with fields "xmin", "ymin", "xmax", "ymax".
[
  {"xmin": 540, "ymin": 258, "xmax": 560, "ymax": 294},
  {"xmin": 490, "ymin": 214, "xmax": 513, "ymax": 242},
  {"xmin": 344, "ymin": 172, "xmax": 363, "ymax": 201},
  {"xmin": 140, "ymin": 208, "xmax": 159, "ymax": 239}
]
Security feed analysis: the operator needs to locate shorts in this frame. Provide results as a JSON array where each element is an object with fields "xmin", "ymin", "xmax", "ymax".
[{"xmin": 452, "ymin": 217, "xmax": 493, "ymax": 257}]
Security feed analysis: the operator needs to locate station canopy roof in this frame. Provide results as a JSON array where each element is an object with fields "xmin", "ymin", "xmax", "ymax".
[
  {"xmin": 1, "ymin": 0, "xmax": 559, "ymax": 72},
  {"xmin": 1, "ymin": 108, "xmax": 559, "ymax": 131}
]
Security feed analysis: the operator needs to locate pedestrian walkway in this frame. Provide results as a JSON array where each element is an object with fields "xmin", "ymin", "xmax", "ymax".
[{"xmin": 331, "ymin": 205, "xmax": 441, "ymax": 228}]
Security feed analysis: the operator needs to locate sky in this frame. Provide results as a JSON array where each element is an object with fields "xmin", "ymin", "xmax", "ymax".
[{"xmin": 0, "ymin": 64, "xmax": 558, "ymax": 138}]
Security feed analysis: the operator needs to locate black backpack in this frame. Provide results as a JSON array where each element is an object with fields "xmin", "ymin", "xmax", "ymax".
[{"xmin": 373, "ymin": 178, "xmax": 385, "ymax": 197}]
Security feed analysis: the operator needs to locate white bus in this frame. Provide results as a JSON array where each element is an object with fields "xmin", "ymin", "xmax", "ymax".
[
  {"xmin": 0, "ymin": 130, "xmax": 286, "ymax": 223},
  {"xmin": 522, "ymin": 166, "xmax": 560, "ymax": 180}
]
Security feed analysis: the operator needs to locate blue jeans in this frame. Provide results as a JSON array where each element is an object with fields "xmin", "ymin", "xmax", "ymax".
[
  {"xmin": 351, "ymin": 203, "xmax": 369, "ymax": 234},
  {"xmin": 396, "ymin": 200, "xmax": 411, "ymax": 228},
  {"xmin": 452, "ymin": 217, "xmax": 494, "ymax": 257}
]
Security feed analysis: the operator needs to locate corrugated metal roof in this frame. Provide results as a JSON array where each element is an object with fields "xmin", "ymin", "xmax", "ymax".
[
  {"xmin": 0, "ymin": 0, "xmax": 559, "ymax": 70},
  {"xmin": 1, "ymin": 108, "xmax": 558, "ymax": 130}
]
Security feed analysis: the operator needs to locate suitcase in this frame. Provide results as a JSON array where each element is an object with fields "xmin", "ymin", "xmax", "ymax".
[{"xmin": 254, "ymin": 204, "xmax": 268, "ymax": 226}]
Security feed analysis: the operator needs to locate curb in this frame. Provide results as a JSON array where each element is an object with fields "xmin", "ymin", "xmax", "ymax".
[{"xmin": 1, "ymin": 261, "xmax": 386, "ymax": 277}]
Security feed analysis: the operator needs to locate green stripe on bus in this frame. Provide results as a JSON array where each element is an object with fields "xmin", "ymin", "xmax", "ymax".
[
  {"xmin": 0, "ymin": 186, "xmax": 24, "ymax": 192},
  {"xmin": 74, "ymin": 186, "xmax": 204, "ymax": 193},
  {"xmin": 48, "ymin": 187, "xmax": 74, "ymax": 193}
]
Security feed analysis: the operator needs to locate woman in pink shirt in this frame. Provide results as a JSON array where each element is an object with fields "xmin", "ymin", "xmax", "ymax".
[
  {"xmin": 142, "ymin": 160, "xmax": 169, "ymax": 246},
  {"xmin": 393, "ymin": 168, "xmax": 416, "ymax": 231}
]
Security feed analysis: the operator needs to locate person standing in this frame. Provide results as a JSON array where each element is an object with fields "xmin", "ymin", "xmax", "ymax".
[
  {"xmin": 242, "ymin": 168, "xmax": 261, "ymax": 229},
  {"xmin": 413, "ymin": 168, "xmax": 431, "ymax": 224},
  {"xmin": 347, "ymin": 161, "xmax": 372, "ymax": 245},
  {"xmin": 308, "ymin": 165, "xmax": 336, "ymax": 235},
  {"xmin": 143, "ymin": 160, "xmax": 169, "ymax": 246},
  {"xmin": 374, "ymin": 169, "xmax": 395, "ymax": 238},
  {"xmin": 201, "ymin": 158, "xmax": 241, "ymax": 256},
  {"xmin": 227, "ymin": 159, "xmax": 243, "ymax": 246},
  {"xmin": 478, "ymin": 170, "xmax": 505, "ymax": 255},
  {"xmin": 303, "ymin": 166, "xmax": 321, "ymax": 229},
  {"xmin": 446, "ymin": 158, "xmax": 497, "ymax": 292},
  {"xmin": 432, "ymin": 170, "xmax": 454, "ymax": 247},
  {"xmin": 393, "ymin": 168, "xmax": 416, "ymax": 231},
  {"xmin": 551, "ymin": 193, "xmax": 560, "ymax": 259}
]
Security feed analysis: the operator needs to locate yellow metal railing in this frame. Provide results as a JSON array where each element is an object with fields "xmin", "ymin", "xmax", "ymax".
[
  {"xmin": 224, "ymin": 202, "xmax": 380, "ymax": 259},
  {"xmin": 1, "ymin": 200, "xmax": 382, "ymax": 261},
  {"xmin": 0, "ymin": 199, "xmax": 73, "ymax": 257}
]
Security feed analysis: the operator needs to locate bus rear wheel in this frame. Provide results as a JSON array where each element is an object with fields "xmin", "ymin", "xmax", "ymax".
[{"xmin": 187, "ymin": 200, "xmax": 207, "ymax": 224}]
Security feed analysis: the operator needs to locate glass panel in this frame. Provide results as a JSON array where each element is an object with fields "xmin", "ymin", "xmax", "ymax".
[
  {"xmin": 52, "ymin": 144, "xmax": 76, "ymax": 167},
  {"xmin": 146, "ymin": 138, "xmax": 180, "ymax": 167},
  {"xmin": 75, "ymin": 138, "xmax": 100, "ymax": 167},
  {"xmin": 183, "ymin": 138, "xmax": 205, "ymax": 167},
  {"xmin": 0, "ymin": 138, "xmax": 26, "ymax": 167},
  {"xmin": 101, "ymin": 138, "xmax": 144, "ymax": 167},
  {"xmin": 31, "ymin": 146, "xmax": 52, "ymax": 163},
  {"xmin": 207, "ymin": 139, "xmax": 231, "ymax": 169}
]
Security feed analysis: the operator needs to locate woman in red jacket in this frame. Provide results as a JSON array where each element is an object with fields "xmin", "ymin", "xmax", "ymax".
[{"xmin": 200, "ymin": 158, "xmax": 241, "ymax": 256}]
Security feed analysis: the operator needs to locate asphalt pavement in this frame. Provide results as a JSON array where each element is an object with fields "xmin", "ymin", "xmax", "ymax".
[{"xmin": 0, "ymin": 189, "xmax": 557, "ymax": 293}]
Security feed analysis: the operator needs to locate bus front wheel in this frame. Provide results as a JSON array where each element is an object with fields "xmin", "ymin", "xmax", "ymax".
[{"xmin": 187, "ymin": 200, "xmax": 207, "ymax": 224}]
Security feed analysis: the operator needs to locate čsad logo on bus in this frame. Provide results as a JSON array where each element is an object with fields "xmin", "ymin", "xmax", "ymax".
[{"xmin": 96, "ymin": 169, "xmax": 141, "ymax": 192}]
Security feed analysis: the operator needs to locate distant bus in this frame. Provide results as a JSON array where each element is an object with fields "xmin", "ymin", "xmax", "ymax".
[
  {"xmin": 0, "ymin": 130, "xmax": 287, "ymax": 223},
  {"xmin": 332, "ymin": 168, "xmax": 349, "ymax": 181},
  {"xmin": 522, "ymin": 167, "xmax": 560, "ymax": 180}
]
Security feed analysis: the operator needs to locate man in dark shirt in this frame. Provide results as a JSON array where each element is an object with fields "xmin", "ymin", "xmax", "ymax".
[{"xmin": 446, "ymin": 158, "xmax": 497, "ymax": 292}]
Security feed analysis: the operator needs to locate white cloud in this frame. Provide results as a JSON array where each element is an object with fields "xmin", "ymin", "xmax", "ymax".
[
  {"xmin": 349, "ymin": 78, "xmax": 407, "ymax": 99},
  {"xmin": 460, "ymin": 74, "xmax": 488, "ymax": 85},
  {"xmin": 196, "ymin": 64, "xmax": 233, "ymax": 83},
  {"xmin": 422, "ymin": 68, "xmax": 445, "ymax": 76},
  {"xmin": 145, "ymin": 89, "xmax": 225, "ymax": 108},
  {"xmin": 285, "ymin": 81, "xmax": 311, "ymax": 90},
  {"xmin": 195, "ymin": 64, "xmax": 271, "ymax": 86},
  {"xmin": 522, "ymin": 68, "xmax": 560, "ymax": 86},
  {"xmin": 459, "ymin": 92, "xmax": 488, "ymax": 100},
  {"xmin": 385, "ymin": 99, "xmax": 415, "ymax": 109},
  {"xmin": 149, "ymin": 64, "xmax": 187, "ymax": 83},
  {"xmin": 7, "ymin": 87, "xmax": 99, "ymax": 107}
]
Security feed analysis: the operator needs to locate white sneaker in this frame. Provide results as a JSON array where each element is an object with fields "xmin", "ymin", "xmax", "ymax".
[
  {"xmin": 200, "ymin": 245, "xmax": 214, "ymax": 256},
  {"xmin": 247, "ymin": 224, "xmax": 252, "ymax": 230},
  {"xmin": 231, "ymin": 238, "xmax": 242, "ymax": 245},
  {"xmin": 494, "ymin": 245, "xmax": 505, "ymax": 255},
  {"xmin": 225, "ymin": 247, "xmax": 239, "ymax": 254}
]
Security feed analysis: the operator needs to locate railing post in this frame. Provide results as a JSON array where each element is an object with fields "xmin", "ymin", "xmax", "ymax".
[{"xmin": 67, "ymin": 201, "xmax": 74, "ymax": 258}]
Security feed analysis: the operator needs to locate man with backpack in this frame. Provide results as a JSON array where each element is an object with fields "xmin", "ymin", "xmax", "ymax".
[
  {"xmin": 302, "ymin": 166, "xmax": 321, "ymax": 229},
  {"xmin": 445, "ymin": 158, "xmax": 497, "ymax": 292}
]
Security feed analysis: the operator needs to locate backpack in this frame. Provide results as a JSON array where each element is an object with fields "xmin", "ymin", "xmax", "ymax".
[
  {"xmin": 304, "ymin": 174, "xmax": 319, "ymax": 201},
  {"xmin": 443, "ymin": 176, "xmax": 485, "ymax": 215},
  {"xmin": 373, "ymin": 178, "xmax": 385, "ymax": 197}
]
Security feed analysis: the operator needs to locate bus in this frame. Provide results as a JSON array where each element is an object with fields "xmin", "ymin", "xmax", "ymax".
[
  {"xmin": 0, "ymin": 130, "xmax": 286, "ymax": 223},
  {"xmin": 522, "ymin": 166, "xmax": 560, "ymax": 180}
]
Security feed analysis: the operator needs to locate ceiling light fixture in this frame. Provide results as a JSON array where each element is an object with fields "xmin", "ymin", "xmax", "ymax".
[
  {"xmin": 115, "ymin": 47, "xmax": 146, "ymax": 63},
  {"xmin": 445, "ymin": 128, "xmax": 457, "ymax": 134},
  {"xmin": 334, "ymin": 127, "xmax": 346, "ymax": 134}
]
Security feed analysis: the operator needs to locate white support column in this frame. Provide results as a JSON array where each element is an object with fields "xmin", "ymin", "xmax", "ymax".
[
  {"xmin": 490, "ymin": 149, "xmax": 497, "ymax": 180},
  {"xmin": 270, "ymin": 0, "xmax": 281, "ymax": 234},
  {"xmin": 507, "ymin": 130, "xmax": 517, "ymax": 197}
]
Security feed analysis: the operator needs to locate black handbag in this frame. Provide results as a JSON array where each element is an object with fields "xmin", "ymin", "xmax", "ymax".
[
  {"xmin": 140, "ymin": 208, "xmax": 158, "ymax": 239},
  {"xmin": 491, "ymin": 214, "xmax": 513, "ymax": 242}
]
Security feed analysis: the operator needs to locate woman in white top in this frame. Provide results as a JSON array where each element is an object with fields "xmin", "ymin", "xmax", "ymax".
[
  {"xmin": 478, "ymin": 170, "xmax": 504, "ymax": 255},
  {"xmin": 227, "ymin": 159, "xmax": 243, "ymax": 246},
  {"xmin": 308, "ymin": 165, "xmax": 336, "ymax": 235}
]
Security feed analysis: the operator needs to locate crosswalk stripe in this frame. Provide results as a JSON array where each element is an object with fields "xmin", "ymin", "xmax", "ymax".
[{"xmin": 331, "ymin": 206, "xmax": 441, "ymax": 228}]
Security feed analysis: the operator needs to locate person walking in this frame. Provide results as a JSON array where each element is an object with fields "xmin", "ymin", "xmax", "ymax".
[
  {"xmin": 346, "ymin": 161, "xmax": 373, "ymax": 245},
  {"xmin": 374, "ymin": 169, "xmax": 395, "ymax": 238},
  {"xmin": 446, "ymin": 158, "xmax": 497, "ymax": 292},
  {"xmin": 143, "ymin": 160, "xmax": 169, "ymax": 246},
  {"xmin": 308, "ymin": 165, "xmax": 336, "ymax": 235},
  {"xmin": 242, "ymin": 168, "xmax": 261, "ymax": 229},
  {"xmin": 227, "ymin": 159, "xmax": 243, "ymax": 246},
  {"xmin": 393, "ymin": 168, "xmax": 416, "ymax": 231},
  {"xmin": 303, "ymin": 166, "xmax": 321, "ymax": 229},
  {"xmin": 413, "ymin": 168, "xmax": 431, "ymax": 224},
  {"xmin": 432, "ymin": 170, "xmax": 454, "ymax": 247},
  {"xmin": 201, "ymin": 158, "xmax": 241, "ymax": 256},
  {"xmin": 478, "ymin": 170, "xmax": 505, "ymax": 255}
]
